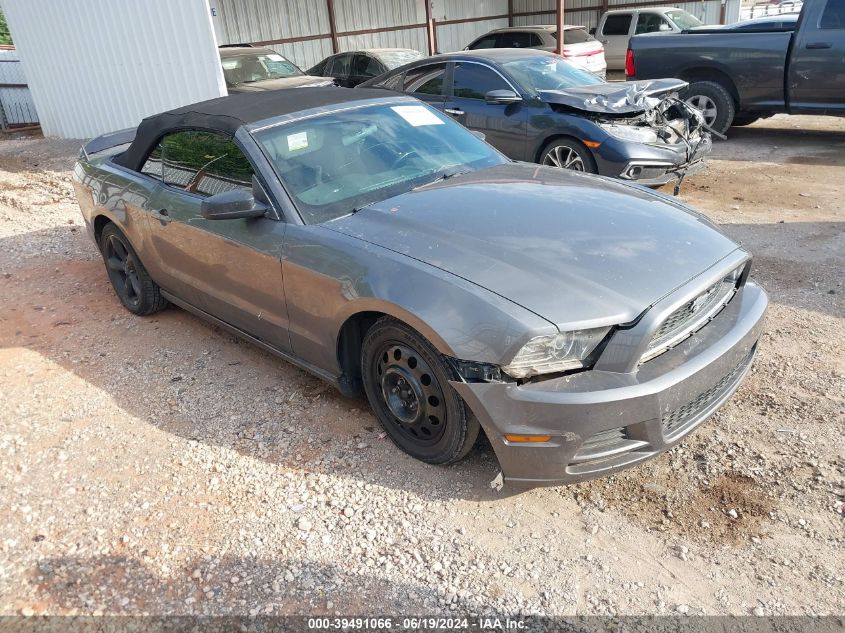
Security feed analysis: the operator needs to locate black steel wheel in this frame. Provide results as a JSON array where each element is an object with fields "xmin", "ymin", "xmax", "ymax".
[
  {"xmin": 100, "ymin": 223, "xmax": 167, "ymax": 316},
  {"xmin": 361, "ymin": 317, "xmax": 479, "ymax": 464}
]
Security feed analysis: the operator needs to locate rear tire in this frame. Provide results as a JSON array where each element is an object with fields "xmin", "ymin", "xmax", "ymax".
[
  {"xmin": 361, "ymin": 317, "xmax": 479, "ymax": 465},
  {"xmin": 684, "ymin": 81, "xmax": 736, "ymax": 136},
  {"xmin": 540, "ymin": 138, "xmax": 598, "ymax": 174},
  {"xmin": 100, "ymin": 223, "xmax": 168, "ymax": 316}
]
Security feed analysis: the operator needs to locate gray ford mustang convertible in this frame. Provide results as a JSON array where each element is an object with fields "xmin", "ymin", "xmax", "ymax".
[{"xmin": 73, "ymin": 88, "xmax": 767, "ymax": 487}]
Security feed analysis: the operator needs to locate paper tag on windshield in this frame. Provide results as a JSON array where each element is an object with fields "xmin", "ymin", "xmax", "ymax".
[
  {"xmin": 391, "ymin": 105, "xmax": 444, "ymax": 127},
  {"xmin": 287, "ymin": 131, "xmax": 308, "ymax": 152},
  {"xmin": 267, "ymin": 54, "xmax": 285, "ymax": 62}
]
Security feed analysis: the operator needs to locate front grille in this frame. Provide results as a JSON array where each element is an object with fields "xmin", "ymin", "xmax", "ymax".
[
  {"xmin": 661, "ymin": 348, "xmax": 755, "ymax": 437},
  {"xmin": 642, "ymin": 276, "xmax": 739, "ymax": 363}
]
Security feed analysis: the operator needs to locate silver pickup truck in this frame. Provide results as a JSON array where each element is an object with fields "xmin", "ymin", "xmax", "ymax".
[{"xmin": 626, "ymin": 0, "xmax": 845, "ymax": 133}]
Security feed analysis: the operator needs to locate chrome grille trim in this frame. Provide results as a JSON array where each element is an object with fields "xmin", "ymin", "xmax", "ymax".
[{"xmin": 641, "ymin": 277, "xmax": 738, "ymax": 363}]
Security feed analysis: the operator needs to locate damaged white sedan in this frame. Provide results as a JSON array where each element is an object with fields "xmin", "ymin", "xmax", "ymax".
[{"xmin": 359, "ymin": 48, "xmax": 712, "ymax": 190}]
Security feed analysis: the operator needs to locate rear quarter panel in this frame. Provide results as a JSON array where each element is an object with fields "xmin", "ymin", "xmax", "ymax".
[{"xmin": 72, "ymin": 158, "xmax": 156, "ymax": 257}]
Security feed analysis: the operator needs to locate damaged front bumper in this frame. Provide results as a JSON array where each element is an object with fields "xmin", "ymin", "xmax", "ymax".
[
  {"xmin": 450, "ymin": 280, "xmax": 768, "ymax": 488},
  {"xmin": 541, "ymin": 79, "xmax": 713, "ymax": 186},
  {"xmin": 618, "ymin": 134, "xmax": 712, "ymax": 185}
]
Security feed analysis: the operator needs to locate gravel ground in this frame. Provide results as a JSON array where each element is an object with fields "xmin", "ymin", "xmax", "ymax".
[{"xmin": 1, "ymin": 115, "xmax": 843, "ymax": 618}]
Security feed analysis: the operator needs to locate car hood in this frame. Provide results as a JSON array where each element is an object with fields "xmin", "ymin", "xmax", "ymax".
[
  {"xmin": 228, "ymin": 75, "xmax": 334, "ymax": 92},
  {"xmin": 538, "ymin": 78, "xmax": 688, "ymax": 115},
  {"xmin": 327, "ymin": 163, "xmax": 739, "ymax": 329}
]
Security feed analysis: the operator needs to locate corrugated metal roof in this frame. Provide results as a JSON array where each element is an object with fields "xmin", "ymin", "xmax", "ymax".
[{"xmin": 1, "ymin": 0, "xmax": 226, "ymax": 139}]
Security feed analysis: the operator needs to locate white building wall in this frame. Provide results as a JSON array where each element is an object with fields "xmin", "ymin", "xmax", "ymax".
[{"xmin": 0, "ymin": 0, "xmax": 227, "ymax": 139}]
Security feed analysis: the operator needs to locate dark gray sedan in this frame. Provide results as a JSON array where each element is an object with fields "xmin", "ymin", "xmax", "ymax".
[
  {"xmin": 73, "ymin": 88, "xmax": 766, "ymax": 487},
  {"xmin": 359, "ymin": 49, "xmax": 711, "ymax": 187}
]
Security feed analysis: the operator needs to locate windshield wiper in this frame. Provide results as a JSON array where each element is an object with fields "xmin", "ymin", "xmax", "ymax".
[{"xmin": 413, "ymin": 168, "xmax": 469, "ymax": 190}]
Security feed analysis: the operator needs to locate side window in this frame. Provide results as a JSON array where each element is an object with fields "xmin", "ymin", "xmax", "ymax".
[
  {"xmin": 820, "ymin": 0, "xmax": 845, "ymax": 28},
  {"xmin": 403, "ymin": 63, "xmax": 447, "ymax": 95},
  {"xmin": 636, "ymin": 13, "xmax": 670, "ymax": 34},
  {"xmin": 602, "ymin": 14, "xmax": 633, "ymax": 36},
  {"xmin": 160, "ymin": 131, "xmax": 254, "ymax": 197},
  {"xmin": 376, "ymin": 72, "xmax": 406, "ymax": 91},
  {"xmin": 452, "ymin": 63, "xmax": 509, "ymax": 100},
  {"xmin": 141, "ymin": 144, "xmax": 163, "ymax": 180},
  {"xmin": 352, "ymin": 54, "xmax": 382, "ymax": 78},
  {"xmin": 309, "ymin": 60, "xmax": 328, "ymax": 76},
  {"xmin": 328, "ymin": 53, "xmax": 351, "ymax": 76},
  {"xmin": 498, "ymin": 31, "xmax": 533, "ymax": 48},
  {"xmin": 468, "ymin": 34, "xmax": 499, "ymax": 49}
]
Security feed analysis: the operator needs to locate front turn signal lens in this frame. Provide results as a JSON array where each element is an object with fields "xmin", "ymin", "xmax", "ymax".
[
  {"xmin": 504, "ymin": 434, "xmax": 552, "ymax": 443},
  {"xmin": 583, "ymin": 140, "xmax": 602, "ymax": 149}
]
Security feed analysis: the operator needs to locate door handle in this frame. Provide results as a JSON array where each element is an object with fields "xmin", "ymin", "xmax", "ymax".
[
  {"xmin": 444, "ymin": 108, "xmax": 465, "ymax": 116},
  {"xmin": 152, "ymin": 208, "xmax": 171, "ymax": 225},
  {"xmin": 805, "ymin": 42, "xmax": 831, "ymax": 49}
]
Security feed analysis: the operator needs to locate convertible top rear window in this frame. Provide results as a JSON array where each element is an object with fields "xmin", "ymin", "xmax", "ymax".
[{"xmin": 253, "ymin": 103, "xmax": 505, "ymax": 224}]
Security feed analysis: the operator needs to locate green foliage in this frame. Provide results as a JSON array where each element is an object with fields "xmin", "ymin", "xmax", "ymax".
[
  {"xmin": 0, "ymin": 9, "xmax": 12, "ymax": 46},
  {"xmin": 163, "ymin": 131, "xmax": 253, "ymax": 183}
]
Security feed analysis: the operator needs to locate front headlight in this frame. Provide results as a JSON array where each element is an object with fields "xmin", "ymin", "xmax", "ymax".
[
  {"xmin": 502, "ymin": 327, "xmax": 611, "ymax": 379},
  {"xmin": 599, "ymin": 123, "xmax": 659, "ymax": 144}
]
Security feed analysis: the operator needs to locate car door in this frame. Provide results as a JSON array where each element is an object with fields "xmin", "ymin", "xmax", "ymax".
[
  {"xmin": 443, "ymin": 61, "xmax": 529, "ymax": 159},
  {"xmin": 349, "ymin": 53, "xmax": 385, "ymax": 87},
  {"xmin": 400, "ymin": 62, "xmax": 448, "ymax": 110},
  {"xmin": 598, "ymin": 12, "xmax": 634, "ymax": 69},
  {"xmin": 142, "ymin": 129, "xmax": 292, "ymax": 351},
  {"xmin": 328, "ymin": 53, "xmax": 353, "ymax": 87},
  {"xmin": 788, "ymin": 0, "xmax": 845, "ymax": 109}
]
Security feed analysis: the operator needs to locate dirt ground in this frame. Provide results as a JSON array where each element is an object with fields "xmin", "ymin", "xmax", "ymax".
[{"xmin": 0, "ymin": 114, "xmax": 843, "ymax": 618}]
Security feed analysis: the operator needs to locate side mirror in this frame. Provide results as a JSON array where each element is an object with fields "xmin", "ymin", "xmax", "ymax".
[
  {"xmin": 658, "ymin": 23, "xmax": 672, "ymax": 31},
  {"xmin": 589, "ymin": 27, "xmax": 597, "ymax": 35},
  {"xmin": 470, "ymin": 129, "xmax": 487, "ymax": 141},
  {"xmin": 201, "ymin": 188, "xmax": 268, "ymax": 220},
  {"xmin": 485, "ymin": 89, "xmax": 522, "ymax": 105}
]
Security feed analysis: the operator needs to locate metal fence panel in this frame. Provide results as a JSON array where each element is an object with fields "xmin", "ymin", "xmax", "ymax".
[
  {"xmin": 0, "ymin": 47, "xmax": 39, "ymax": 127},
  {"xmin": 334, "ymin": 0, "xmax": 425, "ymax": 32},
  {"xmin": 338, "ymin": 28, "xmax": 429, "ymax": 53},
  {"xmin": 212, "ymin": 0, "xmax": 329, "ymax": 43},
  {"xmin": 436, "ymin": 18, "xmax": 510, "ymax": 52}
]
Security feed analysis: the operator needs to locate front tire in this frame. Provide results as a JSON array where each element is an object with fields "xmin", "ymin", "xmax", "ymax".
[
  {"xmin": 361, "ymin": 317, "xmax": 479, "ymax": 465},
  {"xmin": 685, "ymin": 81, "xmax": 736, "ymax": 136},
  {"xmin": 540, "ymin": 138, "xmax": 598, "ymax": 174},
  {"xmin": 100, "ymin": 223, "xmax": 168, "ymax": 316}
]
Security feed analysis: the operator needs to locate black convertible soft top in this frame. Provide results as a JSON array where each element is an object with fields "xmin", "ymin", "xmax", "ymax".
[{"xmin": 115, "ymin": 87, "xmax": 396, "ymax": 172}]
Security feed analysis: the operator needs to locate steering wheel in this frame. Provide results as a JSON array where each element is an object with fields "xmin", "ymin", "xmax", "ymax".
[{"xmin": 391, "ymin": 150, "xmax": 419, "ymax": 170}]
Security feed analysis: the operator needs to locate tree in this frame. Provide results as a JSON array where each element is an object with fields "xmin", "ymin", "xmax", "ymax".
[{"xmin": 0, "ymin": 9, "xmax": 12, "ymax": 46}]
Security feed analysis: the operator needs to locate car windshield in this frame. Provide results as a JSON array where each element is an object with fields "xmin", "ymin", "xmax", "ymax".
[
  {"xmin": 253, "ymin": 103, "xmax": 506, "ymax": 224},
  {"xmin": 501, "ymin": 56, "xmax": 604, "ymax": 92},
  {"xmin": 666, "ymin": 9, "xmax": 703, "ymax": 29},
  {"xmin": 222, "ymin": 53, "xmax": 303, "ymax": 85},
  {"xmin": 374, "ymin": 50, "xmax": 424, "ymax": 70}
]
